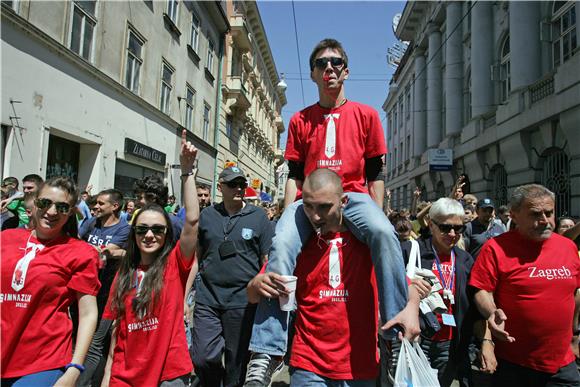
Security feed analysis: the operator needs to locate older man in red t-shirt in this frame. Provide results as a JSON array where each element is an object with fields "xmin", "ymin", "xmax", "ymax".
[{"xmin": 469, "ymin": 184, "xmax": 580, "ymax": 387}]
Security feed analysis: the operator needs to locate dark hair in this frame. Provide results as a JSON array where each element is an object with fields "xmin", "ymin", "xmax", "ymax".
[
  {"xmin": 464, "ymin": 204, "xmax": 476, "ymax": 213},
  {"xmin": 557, "ymin": 216, "xmax": 576, "ymax": 229},
  {"xmin": 123, "ymin": 199, "xmax": 136, "ymax": 211},
  {"xmin": 133, "ymin": 174, "xmax": 168, "ymax": 207},
  {"xmin": 86, "ymin": 195, "xmax": 98, "ymax": 208},
  {"xmin": 197, "ymin": 183, "xmax": 211, "ymax": 192},
  {"xmin": 110, "ymin": 203, "xmax": 175, "ymax": 320},
  {"xmin": 497, "ymin": 205, "xmax": 509, "ymax": 214},
  {"xmin": 81, "ymin": 191, "xmax": 89, "ymax": 196},
  {"xmin": 22, "ymin": 174, "xmax": 43, "ymax": 186},
  {"xmin": 39, "ymin": 176, "xmax": 80, "ymax": 238},
  {"xmin": 393, "ymin": 217, "xmax": 413, "ymax": 234},
  {"xmin": 98, "ymin": 189, "xmax": 124, "ymax": 214},
  {"xmin": 309, "ymin": 38, "xmax": 349, "ymax": 71}
]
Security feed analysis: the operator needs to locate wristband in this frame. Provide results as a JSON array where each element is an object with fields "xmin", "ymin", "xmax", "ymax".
[
  {"xmin": 181, "ymin": 171, "xmax": 195, "ymax": 177},
  {"xmin": 65, "ymin": 363, "xmax": 85, "ymax": 373}
]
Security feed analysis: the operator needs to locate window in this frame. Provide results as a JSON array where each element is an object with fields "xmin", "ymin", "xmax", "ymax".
[
  {"xmin": 552, "ymin": 2, "xmax": 577, "ymax": 67},
  {"xmin": 490, "ymin": 164, "xmax": 508, "ymax": 206},
  {"xmin": 190, "ymin": 11, "xmax": 200, "ymax": 52},
  {"xmin": 206, "ymin": 38, "xmax": 215, "ymax": 73},
  {"xmin": 160, "ymin": 61, "xmax": 174, "ymax": 114},
  {"xmin": 398, "ymin": 97, "xmax": 404, "ymax": 128},
  {"xmin": 70, "ymin": 1, "xmax": 97, "ymax": 61},
  {"xmin": 399, "ymin": 141, "xmax": 403, "ymax": 164},
  {"xmin": 167, "ymin": 0, "xmax": 178, "ymax": 24},
  {"xmin": 463, "ymin": 68, "xmax": 472, "ymax": 124},
  {"xmin": 226, "ymin": 115, "xmax": 234, "ymax": 137},
  {"xmin": 2, "ymin": 0, "xmax": 19, "ymax": 12},
  {"xmin": 231, "ymin": 46, "xmax": 241, "ymax": 76},
  {"xmin": 393, "ymin": 108, "xmax": 398, "ymax": 134},
  {"xmin": 125, "ymin": 29, "xmax": 144, "ymax": 93},
  {"xmin": 184, "ymin": 85, "xmax": 195, "ymax": 131},
  {"xmin": 387, "ymin": 113, "xmax": 392, "ymax": 139},
  {"xmin": 203, "ymin": 103, "xmax": 211, "ymax": 141},
  {"xmin": 406, "ymin": 135, "xmax": 411, "ymax": 161},
  {"xmin": 541, "ymin": 147, "xmax": 570, "ymax": 217},
  {"xmin": 500, "ymin": 35, "xmax": 511, "ymax": 102},
  {"xmin": 405, "ymin": 87, "xmax": 411, "ymax": 119}
]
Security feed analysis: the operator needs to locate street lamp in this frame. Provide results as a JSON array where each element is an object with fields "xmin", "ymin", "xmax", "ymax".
[{"xmin": 277, "ymin": 73, "xmax": 287, "ymax": 93}]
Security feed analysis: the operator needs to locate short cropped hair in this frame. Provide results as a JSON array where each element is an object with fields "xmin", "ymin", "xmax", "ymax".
[
  {"xmin": 429, "ymin": 198, "xmax": 465, "ymax": 223},
  {"xmin": 309, "ymin": 38, "xmax": 349, "ymax": 71},
  {"xmin": 510, "ymin": 184, "xmax": 555, "ymax": 211},
  {"xmin": 98, "ymin": 189, "xmax": 124, "ymax": 213},
  {"xmin": 22, "ymin": 174, "xmax": 44, "ymax": 186}
]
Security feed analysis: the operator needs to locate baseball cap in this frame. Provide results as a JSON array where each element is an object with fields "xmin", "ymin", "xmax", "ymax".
[
  {"xmin": 477, "ymin": 198, "xmax": 495, "ymax": 209},
  {"xmin": 219, "ymin": 166, "xmax": 247, "ymax": 182}
]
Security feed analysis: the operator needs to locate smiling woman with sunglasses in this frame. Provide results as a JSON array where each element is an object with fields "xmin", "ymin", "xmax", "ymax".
[
  {"xmin": 393, "ymin": 198, "xmax": 494, "ymax": 387},
  {"xmin": 101, "ymin": 130, "xmax": 199, "ymax": 387},
  {"xmin": 1, "ymin": 176, "xmax": 101, "ymax": 386}
]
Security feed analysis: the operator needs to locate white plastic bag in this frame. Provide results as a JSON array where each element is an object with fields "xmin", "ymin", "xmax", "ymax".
[
  {"xmin": 394, "ymin": 339, "xmax": 440, "ymax": 387},
  {"xmin": 406, "ymin": 239, "xmax": 422, "ymax": 278}
]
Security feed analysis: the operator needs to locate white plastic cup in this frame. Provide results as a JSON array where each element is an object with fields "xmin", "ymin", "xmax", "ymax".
[{"xmin": 278, "ymin": 275, "xmax": 298, "ymax": 312}]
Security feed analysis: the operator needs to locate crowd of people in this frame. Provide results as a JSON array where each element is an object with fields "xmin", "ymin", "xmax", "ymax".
[{"xmin": 1, "ymin": 38, "xmax": 580, "ymax": 387}]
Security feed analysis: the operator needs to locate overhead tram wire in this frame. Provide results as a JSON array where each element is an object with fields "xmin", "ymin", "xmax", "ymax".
[{"xmin": 291, "ymin": 0, "xmax": 306, "ymax": 106}]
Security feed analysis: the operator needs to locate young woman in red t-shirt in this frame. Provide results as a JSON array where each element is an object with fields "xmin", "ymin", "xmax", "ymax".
[
  {"xmin": 101, "ymin": 131, "xmax": 199, "ymax": 387},
  {"xmin": 1, "ymin": 176, "xmax": 100, "ymax": 386}
]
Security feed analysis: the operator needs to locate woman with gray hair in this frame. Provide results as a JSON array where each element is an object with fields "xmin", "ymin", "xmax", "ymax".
[{"xmin": 394, "ymin": 198, "xmax": 495, "ymax": 386}]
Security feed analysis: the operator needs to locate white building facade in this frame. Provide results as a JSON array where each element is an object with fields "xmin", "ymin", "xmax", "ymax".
[
  {"xmin": 384, "ymin": 1, "xmax": 580, "ymax": 217},
  {"xmin": 1, "ymin": 0, "xmax": 228, "ymax": 200}
]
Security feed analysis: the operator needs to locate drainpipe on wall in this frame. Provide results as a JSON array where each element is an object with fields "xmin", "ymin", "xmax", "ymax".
[{"xmin": 211, "ymin": 33, "xmax": 225, "ymax": 203}]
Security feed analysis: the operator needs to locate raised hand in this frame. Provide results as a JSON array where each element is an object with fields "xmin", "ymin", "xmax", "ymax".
[{"xmin": 180, "ymin": 129, "xmax": 198, "ymax": 172}]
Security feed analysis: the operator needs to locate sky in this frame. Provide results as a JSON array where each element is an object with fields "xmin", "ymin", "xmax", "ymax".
[{"xmin": 257, "ymin": 0, "xmax": 406, "ymax": 148}]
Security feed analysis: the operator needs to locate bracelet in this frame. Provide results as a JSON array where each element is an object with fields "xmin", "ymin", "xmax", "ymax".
[
  {"xmin": 481, "ymin": 338, "xmax": 495, "ymax": 346},
  {"xmin": 181, "ymin": 171, "xmax": 195, "ymax": 177},
  {"xmin": 65, "ymin": 363, "xmax": 86, "ymax": 373}
]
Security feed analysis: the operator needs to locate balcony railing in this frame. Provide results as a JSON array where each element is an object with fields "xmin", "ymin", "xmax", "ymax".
[{"xmin": 529, "ymin": 75, "xmax": 554, "ymax": 104}]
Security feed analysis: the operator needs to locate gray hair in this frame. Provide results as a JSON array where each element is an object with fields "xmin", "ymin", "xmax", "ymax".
[
  {"xmin": 429, "ymin": 198, "xmax": 465, "ymax": 222},
  {"xmin": 510, "ymin": 184, "xmax": 555, "ymax": 211}
]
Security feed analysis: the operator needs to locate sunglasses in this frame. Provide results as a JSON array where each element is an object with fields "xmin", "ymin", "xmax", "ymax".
[
  {"xmin": 35, "ymin": 198, "xmax": 71, "ymax": 214},
  {"xmin": 432, "ymin": 221, "xmax": 465, "ymax": 234},
  {"xmin": 134, "ymin": 225, "xmax": 167, "ymax": 236},
  {"xmin": 314, "ymin": 57, "xmax": 345, "ymax": 70},
  {"xmin": 224, "ymin": 181, "xmax": 248, "ymax": 189}
]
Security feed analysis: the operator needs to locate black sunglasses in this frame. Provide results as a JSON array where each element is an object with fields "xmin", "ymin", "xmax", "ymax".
[
  {"xmin": 314, "ymin": 57, "xmax": 345, "ymax": 70},
  {"xmin": 35, "ymin": 198, "xmax": 71, "ymax": 214},
  {"xmin": 433, "ymin": 221, "xmax": 465, "ymax": 234},
  {"xmin": 224, "ymin": 181, "xmax": 248, "ymax": 189},
  {"xmin": 134, "ymin": 225, "xmax": 168, "ymax": 236}
]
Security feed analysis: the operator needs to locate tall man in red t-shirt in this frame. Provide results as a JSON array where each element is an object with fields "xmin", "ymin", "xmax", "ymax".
[
  {"xmin": 469, "ymin": 184, "xmax": 580, "ymax": 386},
  {"xmin": 245, "ymin": 39, "xmax": 410, "ymax": 385}
]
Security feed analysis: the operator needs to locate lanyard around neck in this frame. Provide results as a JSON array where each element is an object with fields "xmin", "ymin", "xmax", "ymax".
[{"xmin": 432, "ymin": 247, "xmax": 456, "ymax": 292}]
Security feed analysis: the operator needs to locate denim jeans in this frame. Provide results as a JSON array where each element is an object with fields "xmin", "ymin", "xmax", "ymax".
[
  {"xmin": 249, "ymin": 192, "xmax": 408, "ymax": 356},
  {"xmin": 2, "ymin": 368, "xmax": 64, "ymax": 386},
  {"xmin": 290, "ymin": 368, "xmax": 375, "ymax": 387}
]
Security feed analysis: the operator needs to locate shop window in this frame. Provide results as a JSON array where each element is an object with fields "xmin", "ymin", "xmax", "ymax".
[{"xmin": 46, "ymin": 135, "xmax": 80, "ymax": 183}]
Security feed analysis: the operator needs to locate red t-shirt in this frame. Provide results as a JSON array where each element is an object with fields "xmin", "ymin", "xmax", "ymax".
[
  {"xmin": 284, "ymin": 101, "xmax": 387, "ymax": 195},
  {"xmin": 290, "ymin": 231, "xmax": 379, "ymax": 379},
  {"xmin": 103, "ymin": 241, "xmax": 194, "ymax": 386},
  {"xmin": 1, "ymin": 228, "xmax": 101, "ymax": 378},
  {"xmin": 469, "ymin": 231, "xmax": 580, "ymax": 373},
  {"xmin": 430, "ymin": 254, "xmax": 455, "ymax": 342}
]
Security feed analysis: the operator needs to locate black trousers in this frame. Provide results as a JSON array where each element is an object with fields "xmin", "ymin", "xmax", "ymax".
[
  {"xmin": 494, "ymin": 358, "xmax": 580, "ymax": 387},
  {"xmin": 191, "ymin": 303, "xmax": 257, "ymax": 387}
]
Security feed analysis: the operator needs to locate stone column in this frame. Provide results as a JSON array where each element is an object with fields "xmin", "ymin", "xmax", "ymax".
[
  {"xmin": 510, "ymin": 2, "xmax": 540, "ymax": 89},
  {"xmin": 445, "ymin": 2, "xmax": 463, "ymax": 136},
  {"xmin": 427, "ymin": 23, "xmax": 442, "ymax": 148},
  {"xmin": 413, "ymin": 49, "xmax": 427, "ymax": 157},
  {"xmin": 471, "ymin": 1, "xmax": 493, "ymax": 116}
]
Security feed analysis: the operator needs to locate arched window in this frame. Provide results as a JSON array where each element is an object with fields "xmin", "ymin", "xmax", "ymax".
[
  {"xmin": 541, "ymin": 147, "xmax": 570, "ymax": 217},
  {"xmin": 490, "ymin": 164, "xmax": 508, "ymax": 206},
  {"xmin": 500, "ymin": 36, "xmax": 511, "ymax": 102},
  {"xmin": 552, "ymin": 1, "xmax": 577, "ymax": 67}
]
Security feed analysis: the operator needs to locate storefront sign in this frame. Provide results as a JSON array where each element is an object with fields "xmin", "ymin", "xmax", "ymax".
[
  {"xmin": 125, "ymin": 138, "xmax": 166, "ymax": 166},
  {"xmin": 428, "ymin": 149, "xmax": 453, "ymax": 171}
]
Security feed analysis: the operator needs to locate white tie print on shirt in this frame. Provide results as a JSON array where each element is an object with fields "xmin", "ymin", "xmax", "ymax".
[
  {"xmin": 324, "ymin": 114, "xmax": 339, "ymax": 159},
  {"xmin": 328, "ymin": 238, "xmax": 343, "ymax": 289},
  {"xmin": 12, "ymin": 241, "xmax": 45, "ymax": 292}
]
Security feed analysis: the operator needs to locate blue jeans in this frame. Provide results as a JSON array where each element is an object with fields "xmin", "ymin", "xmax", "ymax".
[
  {"xmin": 290, "ymin": 368, "xmax": 375, "ymax": 387},
  {"xmin": 2, "ymin": 368, "xmax": 64, "ymax": 386},
  {"xmin": 249, "ymin": 192, "xmax": 408, "ymax": 356}
]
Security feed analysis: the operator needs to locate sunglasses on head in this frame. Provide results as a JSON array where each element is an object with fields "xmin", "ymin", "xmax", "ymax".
[
  {"xmin": 433, "ymin": 221, "xmax": 465, "ymax": 234},
  {"xmin": 314, "ymin": 57, "xmax": 345, "ymax": 70},
  {"xmin": 35, "ymin": 198, "xmax": 71, "ymax": 214},
  {"xmin": 134, "ymin": 225, "xmax": 167, "ymax": 236},
  {"xmin": 224, "ymin": 181, "xmax": 247, "ymax": 189}
]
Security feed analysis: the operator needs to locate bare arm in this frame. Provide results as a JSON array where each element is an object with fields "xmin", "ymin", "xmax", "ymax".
[
  {"xmin": 101, "ymin": 325, "xmax": 117, "ymax": 387},
  {"xmin": 179, "ymin": 129, "xmax": 200, "ymax": 260},
  {"xmin": 381, "ymin": 284, "xmax": 421, "ymax": 340},
  {"xmin": 416, "ymin": 202, "xmax": 432, "ymax": 228},
  {"xmin": 183, "ymin": 260, "xmax": 199, "ymax": 323},
  {"xmin": 368, "ymin": 180, "xmax": 384, "ymax": 209},
  {"xmin": 102, "ymin": 243, "xmax": 126, "ymax": 259},
  {"xmin": 410, "ymin": 187, "xmax": 421, "ymax": 217},
  {"xmin": 384, "ymin": 188, "xmax": 392, "ymax": 215},
  {"xmin": 55, "ymin": 293, "xmax": 98, "ymax": 387},
  {"xmin": 284, "ymin": 178, "xmax": 302, "ymax": 209},
  {"xmin": 564, "ymin": 222, "xmax": 580, "ymax": 241}
]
